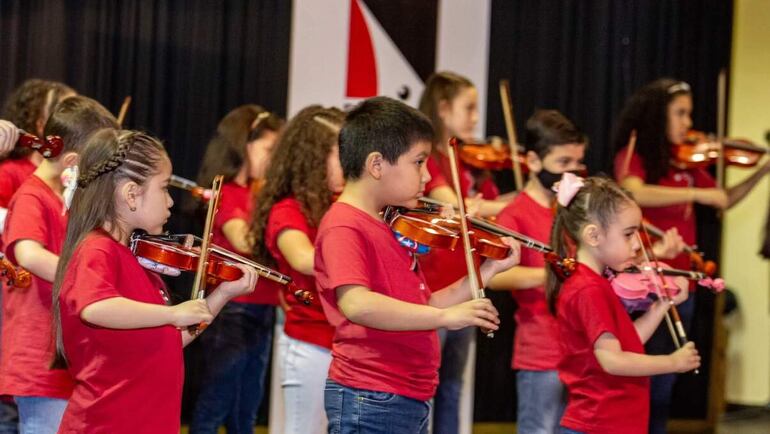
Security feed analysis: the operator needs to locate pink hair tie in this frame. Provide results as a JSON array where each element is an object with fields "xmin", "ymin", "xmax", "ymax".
[{"xmin": 553, "ymin": 172, "xmax": 585, "ymax": 207}]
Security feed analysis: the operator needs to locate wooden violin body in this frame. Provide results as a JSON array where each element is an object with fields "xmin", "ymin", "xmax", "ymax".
[
  {"xmin": 0, "ymin": 253, "xmax": 31, "ymax": 289},
  {"xmin": 672, "ymin": 130, "xmax": 768, "ymax": 170},
  {"xmin": 17, "ymin": 130, "xmax": 63, "ymax": 159},
  {"xmin": 459, "ymin": 141, "xmax": 528, "ymax": 172}
]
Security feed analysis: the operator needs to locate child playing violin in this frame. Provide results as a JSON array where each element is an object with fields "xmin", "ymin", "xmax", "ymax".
[
  {"xmin": 0, "ymin": 95, "xmax": 116, "ymax": 434},
  {"xmin": 315, "ymin": 96, "xmax": 520, "ymax": 434},
  {"xmin": 547, "ymin": 174, "xmax": 700, "ymax": 434},
  {"xmin": 190, "ymin": 105, "xmax": 283, "ymax": 434},
  {"xmin": 250, "ymin": 105, "xmax": 344, "ymax": 434},
  {"xmin": 611, "ymin": 78, "xmax": 770, "ymax": 433}
]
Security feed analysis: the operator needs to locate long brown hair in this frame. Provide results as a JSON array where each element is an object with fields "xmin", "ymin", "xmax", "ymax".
[
  {"xmin": 545, "ymin": 176, "xmax": 635, "ymax": 314},
  {"xmin": 52, "ymin": 130, "xmax": 167, "ymax": 368},
  {"xmin": 250, "ymin": 105, "xmax": 344, "ymax": 267},
  {"xmin": 418, "ymin": 71, "xmax": 474, "ymax": 146},
  {"xmin": 196, "ymin": 104, "xmax": 283, "ymax": 188}
]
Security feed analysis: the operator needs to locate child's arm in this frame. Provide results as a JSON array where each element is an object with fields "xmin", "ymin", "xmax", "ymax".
[
  {"xmin": 621, "ymin": 176, "xmax": 727, "ymax": 209},
  {"xmin": 222, "ymin": 218, "xmax": 252, "ymax": 255},
  {"xmin": 13, "ymin": 240, "xmax": 58, "ymax": 282},
  {"xmin": 486, "ymin": 266, "xmax": 546, "ymax": 291},
  {"xmin": 276, "ymin": 229, "xmax": 314, "ymax": 275},
  {"xmin": 336, "ymin": 284, "xmax": 499, "ymax": 332},
  {"xmin": 81, "ymin": 297, "xmax": 212, "ymax": 330},
  {"xmin": 633, "ymin": 277, "xmax": 689, "ymax": 343},
  {"xmin": 593, "ymin": 332, "xmax": 700, "ymax": 376}
]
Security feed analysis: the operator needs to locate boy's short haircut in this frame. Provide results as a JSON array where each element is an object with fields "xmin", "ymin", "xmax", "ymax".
[
  {"xmin": 43, "ymin": 95, "xmax": 119, "ymax": 158},
  {"xmin": 523, "ymin": 109, "xmax": 588, "ymax": 159},
  {"xmin": 340, "ymin": 96, "xmax": 434, "ymax": 179}
]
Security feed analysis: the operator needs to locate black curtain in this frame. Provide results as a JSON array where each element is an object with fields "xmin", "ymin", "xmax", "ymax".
[{"xmin": 476, "ymin": 0, "xmax": 732, "ymax": 423}]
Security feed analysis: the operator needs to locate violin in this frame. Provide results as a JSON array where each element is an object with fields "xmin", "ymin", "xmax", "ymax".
[
  {"xmin": 640, "ymin": 220, "xmax": 717, "ymax": 276},
  {"xmin": 672, "ymin": 130, "xmax": 769, "ymax": 170},
  {"xmin": 131, "ymin": 232, "xmax": 313, "ymax": 305},
  {"xmin": 17, "ymin": 130, "xmax": 63, "ymax": 158},
  {"xmin": 458, "ymin": 140, "xmax": 528, "ymax": 173},
  {"xmin": 0, "ymin": 253, "xmax": 31, "ymax": 289}
]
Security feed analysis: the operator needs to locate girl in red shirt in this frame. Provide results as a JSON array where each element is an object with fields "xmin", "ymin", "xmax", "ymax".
[
  {"xmin": 250, "ymin": 105, "xmax": 344, "ymax": 434},
  {"xmin": 417, "ymin": 71, "xmax": 512, "ymax": 434},
  {"xmin": 546, "ymin": 175, "xmax": 700, "ymax": 434},
  {"xmin": 189, "ymin": 105, "xmax": 283, "ymax": 434},
  {"xmin": 611, "ymin": 78, "xmax": 770, "ymax": 433},
  {"xmin": 52, "ymin": 129, "xmax": 258, "ymax": 434}
]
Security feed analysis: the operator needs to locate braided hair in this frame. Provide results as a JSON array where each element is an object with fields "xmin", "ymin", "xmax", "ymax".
[
  {"xmin": 52, "ymin": 129, "xmax": 167, "ymax": 368},
  {"xmin": 545, "ymin": 176, "xmax": 636, "ymax": 314}
]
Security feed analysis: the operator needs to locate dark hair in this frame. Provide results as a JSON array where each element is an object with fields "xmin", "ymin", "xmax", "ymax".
[
  {"xmin": 196, "ymin": 104, "xmax": 283, "ymax": 188},
  {"xmin": 2, "ymin": 79, "xmax": 76, "ymax": 160},
  {"xmin": 52, "ymin": 129, "xmax": 168, "ymax": 368},
  {"xmin": 611, "ymin": 78, "xmax": 692, "ymax": 184},
  {"xmin": 418, "ymin": 71, "xmax": 474, "ymax": 145},
  {"xmin": 545, "ymin": 176, "xmax": 636, "ymax": 314},
  {"xmin": 43, "ymin": 95, "xmax": 119, "ymax": 159},
  {"xmin": 250, "ymin": 105, "xmax": 344, "ymax": 267},
  {"xmin": 340, "ymin": 96, "xmax": 434, "ymax": 179},
  {"xmin": 524, "ymin": 109, "xmax": 588, "ymax": 158}
]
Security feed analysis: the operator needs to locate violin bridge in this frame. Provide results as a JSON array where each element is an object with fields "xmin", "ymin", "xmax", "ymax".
[{"xmin": 183, "ymin": 234, "xmax": 194, "ymax": 249}]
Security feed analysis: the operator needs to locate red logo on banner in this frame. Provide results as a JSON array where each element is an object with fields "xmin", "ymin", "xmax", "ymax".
[{"xmin": 346, "ymin": 0, "xmax": 378, "ymax": 98}]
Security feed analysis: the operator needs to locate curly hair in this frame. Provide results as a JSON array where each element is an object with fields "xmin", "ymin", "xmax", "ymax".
[
  {"xmin": 250, "ymin": 105, "xmax": 344, "ymax": 267},
  {"xmin": 611, "ymin": 78, "xmax": 691, "ymax": 184},
  {"xmin": 2, "ymin": 79, "xmax": 76, "ymax": 160}
]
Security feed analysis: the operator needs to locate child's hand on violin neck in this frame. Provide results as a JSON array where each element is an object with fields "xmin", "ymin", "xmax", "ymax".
[
  {"xmin": 171, "ymin": 299, "xmax": 213, "ymax": 327},
  {"xmin": 216, "ymin": 263, "xmax": 259, "ymax": 299},
  {"xmin": 651, "ymin": 228, "xmax": 685, "ymax": 260},
  {"xmin": 670, "ymin": 341, "xmax": 701, "ymax": 373},
  {"xmin": 484, "ymin": 237, "xmax": 521, "ymax": 274},
  {"xmin": 441, "ymin": 298, "xmax": 500, "ymax": 331}
]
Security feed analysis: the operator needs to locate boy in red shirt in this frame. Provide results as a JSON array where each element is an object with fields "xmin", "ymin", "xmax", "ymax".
[
  {"xmin": 0, "ymin": 95, "xmax": 117, "ymax": 433},
  {"xmin": 314, "ymin": 96, "xmax": 520, "ymax": 433},
  {"xmin": 488, "ymin": 110, "xmax": 587, "ymax": 434}
]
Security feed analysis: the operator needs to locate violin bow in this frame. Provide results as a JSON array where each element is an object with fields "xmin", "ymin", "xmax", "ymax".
[
  {"xmin": 716, "ymin": 69, "xmax": 727, "ymax": 190},
  {"xmin": 447, "ymin": 137, "xmax": 494, "ymax": 338},
  {"xmin": 116, "ymin": 96, "xmax": 132, "ymax": 127},
  {"xmin": 637, "ymin": 227, "xmax": 699, "ymax": 374},
  {"xmin": 620, "ymin": 130, "xmax": 637, "ymax": 181},
  {"xmin": 499, "ymin": 80, "xmax": 524, "ymax": 191},
  {"xmin": 189, "ymin": 175, "xmax": 224, "ymax": 334}
]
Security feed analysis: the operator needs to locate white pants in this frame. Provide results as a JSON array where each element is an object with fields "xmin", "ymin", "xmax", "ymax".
[{"xmin": 278, "ymin": 332, "xmax": 331, "ymax": 434}]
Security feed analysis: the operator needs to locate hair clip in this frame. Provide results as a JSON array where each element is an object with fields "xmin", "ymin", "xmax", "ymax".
[
  {"xmin": 552, "ymin": 172, "xmax": 585, "ymax": 207},
  {"xmin": 667, "ymin": 82, "xmax": 691, "ymax": 94},
  {"xmin": 250, "ymin": 112, "xmax": 271, "ymax": 131},
  {"xmin": 313, "ymin": 115, "xmax": 341, "ymax": 134}
]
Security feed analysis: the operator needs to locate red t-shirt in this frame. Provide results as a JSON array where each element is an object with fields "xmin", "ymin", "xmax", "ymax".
[
  {"xmin": 0, "ymin": 174, "xmax": 74, "ymax": 398},
  {"xmin": 314, "ymin": 202, "xmax": 440, "ymax": 401},
  {"xmin": 614, "ymin": 147, "xmax": 716, "ymax": 272},
  {"xmin": 265, "ymin": 197, "xmax": 333, "ymax": 349},
  {"xmin": 421, "ymin": 153, "xmax": 500, "ymax": 291},
  {"xmin": 58, "ymin": 231, "xmax": 183, "ymax": 434},
  {"xmin": 213, "ymin": 181, "xmax": 278, "ymax": 305},
  {"xmin": 0, "ymin": 158, "xmax": 36, "ymax": 208},
  {"xmin": 496, "ymin": 191, "xmax": 561, "ymax": 371},
  {"xmin": 557, "ymin": 263, "xmax": 649, "ymax": 434}
]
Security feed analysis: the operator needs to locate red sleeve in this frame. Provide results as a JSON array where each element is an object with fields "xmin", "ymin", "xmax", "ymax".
[
  {"xmin": 0, "ymin": 173, "xmax": 14, "ymax": 208},
  {"xmin": 569, "ymin": 284, "xmax": 621, "ymax": 345},
  {"xmin": 265, "ymin": 200, "xmax": 312, "ymax": 253},
  {"xmin": 423, "ymin": 156, "xmax": 449, "ymax": 195},
  {"xmin": 692, "ymin": 168, "xmax": 717, "ymax": 188},
  {"xmin": 315, "ymin": 226, "xmax": 373, "ymax": 293},
  {"xmin": 65, "ymin": 245, "xmax": 122, "ymax": 314},
  {"xmin": 2, "ymin": 192, "xmax": 48, "ymax": 264},
  {"xmin": 613, "ymin": 147, "xmax": 646, "ymax": 181},
  {"xmin": 214, "ymin": 187, "xmax": 250, "ymax": 230}
]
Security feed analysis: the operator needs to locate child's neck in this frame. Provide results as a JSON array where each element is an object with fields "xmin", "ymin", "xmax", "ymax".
[
  {"xmin": 233, "ymin": 167, "xmax": 249, "ymax": 187},
  {"xmin": 577, "ymin": 245, "xmax": 605, "ymax": 275},
  {"xmin": 337, "ymin": 180, "xmax": 386, "ymax": 220},
  {"xmin": 33, "ymin": 160, "xmax": 64, "ymax": 197},
  {"xmin": 523, "ymin": 177, "xmax": 554, "ymax": 208}
]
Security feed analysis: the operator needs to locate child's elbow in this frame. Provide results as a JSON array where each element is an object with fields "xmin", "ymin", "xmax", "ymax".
[{"xmin": 594, "ymin": 349, "xmax": 623, "ymax": 375}]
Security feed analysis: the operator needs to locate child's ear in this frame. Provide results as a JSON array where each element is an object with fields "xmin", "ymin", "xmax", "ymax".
[
  {"xmin": 119, "ymin": 181, "xmax": 141, "ymax": 211},
  {"xmin": 364, "ymin": 151, "xmax": 384, "ymax": 180},
  {"xmin": 437, "ymin": 98, "xmax": 451, "ymax": 122},
  {"xmin": 526, "ymin": 150, "xmax": 541, "ymax": 173},
  {"xmin": 581, "ymin": 224, "xmax": 601, "ymax": 247},
  {"xmin": 60, "ymin": 152, "xmax": 79, "ymax": 168}
]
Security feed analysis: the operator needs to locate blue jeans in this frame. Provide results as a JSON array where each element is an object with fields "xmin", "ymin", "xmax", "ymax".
[
  {"xmin": 189, "ymin": 303, "xmax": 275, "ymax": 434},
  {"xmin": 433, "ymin": 327, "xmax": 474, "ymax": 434},
  {"xmin": 324, "ymin": 379, "xmax": 430, "ymax": 434},
  {"xmin": 645, "ymin": 296, "xmax": 695, "ymax": 434},
  {"xmin": 516, "ymin": 370, "xmax": 566, "ymax": 434},
  {"xmin": 558, "ymin": 428, "xmax": 584, "ymax": 434},
  {"xmin": 13, "ymin": 397, "xmax": 66, "ymax": 434},
  {"xmin": 0, "ymin": 399, "xmax": 18, "ymax": 434}
]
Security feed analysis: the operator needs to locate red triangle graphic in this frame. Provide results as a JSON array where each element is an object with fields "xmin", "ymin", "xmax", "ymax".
[{"xmin": 346, "ymin": 0, "xmax": 378, "ymax": 98}]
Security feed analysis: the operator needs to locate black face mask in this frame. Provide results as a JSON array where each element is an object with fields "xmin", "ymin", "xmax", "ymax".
[{"xmin": 536, "ymin": 167, "xmax": 565, "ymax": 191}]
